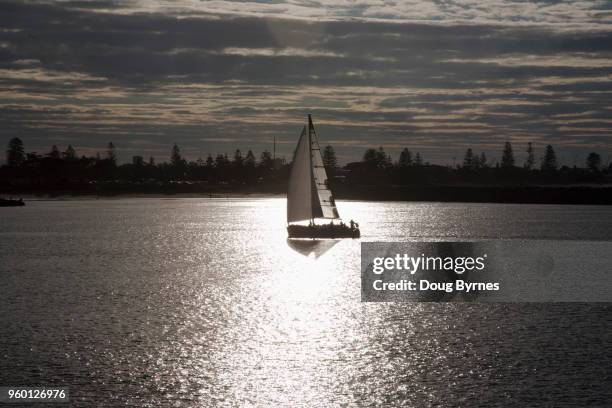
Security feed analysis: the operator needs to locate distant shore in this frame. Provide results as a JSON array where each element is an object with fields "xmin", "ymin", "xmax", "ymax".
[
  {"xmin": 4, "ymin": 184, "xmax": 612, "ymax": 205},
  {"xmin": 334, "ymin": 184, "xmax": 612, "ymax": 205},
  {"xmin": 8, "ymin": 192, "xmax": 283, "ymax": 200}
]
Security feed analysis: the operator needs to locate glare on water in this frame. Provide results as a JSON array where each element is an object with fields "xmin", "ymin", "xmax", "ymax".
[{"xmin": 1, "ymin": 198, "xmax": 611, "ymax": 407}]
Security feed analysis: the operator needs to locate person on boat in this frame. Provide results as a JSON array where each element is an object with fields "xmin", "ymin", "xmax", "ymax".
[{"xmin": 350, "ymin": 219, "xmax": 358, "ymax": 230}]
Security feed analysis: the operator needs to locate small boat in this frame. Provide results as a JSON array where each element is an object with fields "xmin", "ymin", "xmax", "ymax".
[
  {"xmin": 287, "ymin": 115, "xmax": 360, "ymax": 239},
  {"xmin": 0, "ymin": 198, "xmax": 25, "ymax": 207}
]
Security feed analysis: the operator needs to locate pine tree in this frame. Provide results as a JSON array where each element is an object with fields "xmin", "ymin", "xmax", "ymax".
[
  {"xmin": 233, "ymin": 149, "xmax": 243, "ymax": 167},
  {"xmin": 106, "ymin": 142, "xmax": 116, "ymax": 165},
  {"xmin": 106, "ymin": 142, "xmax": 117, "ymax": 165},
  {"xmin": 363, "ymin": 148, "xmax": 377, "ymax": 165},
  {"xmin": 244, "ymin": 150, "xmax": 256, "ymax": 167},
  {"xmin": 260, "ymin": 150, "xmax": 273, "ymax": 168},
  {"xmin": 63, "ymin": 145, "xmax": 76, "ymax": 160},
  {"xmin": 215, "ymin": 153, "xmax": 229, "ymax": 168},
  {"xmin": 170, "ymin": 143, "xmax": 183, "ymax": 167},
  {"xmin": 541, "ymin": 145, "xmax": 557, "ymax": 172},
  {"xmin": 586, "ymin": 152, "xmax": 601, "ymax": 171},
  {"xmin": 48, "ymin": 145, "xmax": 60, "ymax": 159},
  {"xmin": 473, "ymin": 154, "xmax": 481, "ymax": 169},
  {"xmin": 322, "ymin": 145, "xmax": 338, "ymax": 170},
  {"xmin": 205, "ymin": 154, "xmax": 214, "ymax": 167},
  {"xmin": 463, "ymin": 148, "xmax": 474, "ymax": 169},
  {"xmin": 479, "ymin": 152, "xmax": 487, "ymax": 168},
  {"xmin": 415, "ymin": 152, "xmax": 423, "ymax": 166},
  {"xmin": 525, "ymin": 142, "xmax": 535, "ymax": 170},
  {"xmin": 375, "ymin": 147, "xmax": 390, "ymax": 167},
  {"xmin": 6, "ymin": 137, "xmax": 25, "ymax": 167},
  {"xmin": 398, "ymin": 148, "xmax": 413, "ymax": 167},
  {"xmin": 501, "ymin": 142, "xmax": 514, "ymax": 168}
]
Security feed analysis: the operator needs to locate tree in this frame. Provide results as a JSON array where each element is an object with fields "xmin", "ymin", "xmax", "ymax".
[
  {"xmin": 149, "ymin": 156, "xmax": 155, "ymax": 166},
  {"xmin": 63, "ymin": 145, "xmax": 76, "ymax": 160},
  {"xmin": 6, "ymin": 137, "xmax": 25, "ymax": 167},
  {"xmin": 205, "ymin": 154, "xmax": 214, "ymax": 167},
  {"xmin": 215, "ymin": 153, "xmax": 229, "ymax": 168},
  {"xmin": 398, "ymin": 148, "xmax": 412, "ymax": 167},
  {"xmin": 479, "ymin": 152, "xmax": 487, "ymax": 168},
  {"xmin": 170, "ymin": 143, "xmax": 184, "ymax": 167},
  {"xmin": 414, "ymin": 152, "xmax": 423, "ymax": 167},
  {"xmin": 501, "ymin": 142, "xmax": 514, "ymax": 168},
  {"xmin": 244, "ymin": 150, "xmax": 256, "ymax": 167},
  {"xmin": 463, "ymin": 148, "xmax": 474, "ymax": 169},
  {"xmin": 106, "ymin": 142, "xmax": 116, "ymax": 165},
  {"xmin": 260, "ymin": 150, "xmax": 273, "ymax": 168},
  {"xmin": 375, "ymin": 147, "xmax": 391, "ymax": 167},
  {"xmin": 48, "ymin": 145, "xmax": 60, "ymax": 159},
  {"xmin": 233, "ymin": 149, "xmax": 243, "ymax": 167},
  {"xmin": 363, "ymin": 148, "xmax": 377, "ymax": 165},
  {"xmin": 541, "ymin": 144, "xmax": 557, "ymax": 172},
  {"xmin": 363, "ymin": 147, "xmax": 390, "ymax": 167},
  {"xmin": 322, "ymin": 145, "xmax": 338, "ymax": 170},
  {"xmin": 525, "ymin": 142, "xmax": 535, "ymax": 170},
  {"xmin": 473, "ymin": 154, "xmax": 481, "ymax": 169},
  {"xmin": 586, "ymin": 152, "xmax": 601, "ymax": 171}
]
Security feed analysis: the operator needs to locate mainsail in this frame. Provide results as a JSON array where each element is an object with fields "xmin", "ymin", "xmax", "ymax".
[{"xmin": 287, "ymin": 115, "xmax": 340, "ymax": 223}]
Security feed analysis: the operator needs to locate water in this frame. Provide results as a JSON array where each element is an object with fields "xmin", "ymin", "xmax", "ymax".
[{"xmin": 1, "ymin": 198, "xmax": 611, "ymax": 407}]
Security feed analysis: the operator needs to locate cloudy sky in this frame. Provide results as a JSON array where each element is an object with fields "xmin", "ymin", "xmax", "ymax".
[{"xmin": 1, "ymin": 0, "xmax": 611, "ymax": 165}]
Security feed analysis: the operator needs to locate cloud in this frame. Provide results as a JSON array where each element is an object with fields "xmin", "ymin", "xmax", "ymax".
[
  {"xmin": 218, "ymin": 47, "xmax": 345, "ymax": 58},
  {"xmin": 446, "ymin": 53, "xmax": 612, "ymax": 68},
  {"xmin": 45, "ymin": 0, "xmax": 612, "ymax": 31},
  {"xmin": 0, "ymin": 0, "xmax": 611, "ymax": 164}
]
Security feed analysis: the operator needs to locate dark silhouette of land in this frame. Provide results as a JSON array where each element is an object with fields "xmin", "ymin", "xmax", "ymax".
[{"xmin": 3, "ymin": 138, "xmax": 612, "ymax": 204}]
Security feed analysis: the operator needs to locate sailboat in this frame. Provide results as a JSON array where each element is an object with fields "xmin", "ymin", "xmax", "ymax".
[{"xmin": 286, "ymin": 115, "xmax": 360, "ymax": 239}]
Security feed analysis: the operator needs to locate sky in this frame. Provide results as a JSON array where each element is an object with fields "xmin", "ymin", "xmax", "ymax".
[{"xmin": 1, "ymin": 0, "xmax": 611, "ymax": 165}]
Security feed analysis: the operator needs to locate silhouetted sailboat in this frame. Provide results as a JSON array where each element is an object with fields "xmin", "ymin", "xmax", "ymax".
[{"xmin": 287, "ymin": 115, "xmax": 360, "ymax": 239}]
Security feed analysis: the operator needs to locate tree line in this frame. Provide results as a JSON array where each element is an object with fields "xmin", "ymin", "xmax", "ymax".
[
  {"xmin": 3, "ymin": 138, "xmax": 286, "ymax": 186},
  {"xmin": 356, "ymin": 142, "xmax": 607, "ymax": 173},
  {"xmin": 3, "ymin": 137, "xmax": 611, "ymax": 191}
]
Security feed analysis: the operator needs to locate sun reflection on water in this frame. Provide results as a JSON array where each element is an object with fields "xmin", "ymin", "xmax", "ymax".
[
  {"xmin": 185, "ymin": 198, "xmax": 363, "ymax": 406},
  {"xmin": 4, "ymin": 198, "xmax": 609, "ymax": 406}
]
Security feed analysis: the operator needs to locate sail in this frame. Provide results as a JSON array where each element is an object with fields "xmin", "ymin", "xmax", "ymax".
[
  {"xmin": 309, "ymin": 115, "xmax": 340, "ymax": 219},
  {"xmin": 287, "ymin": 126, "xmax": 313, "ymax": 223},
  {"xmin": 287, "ymin": 115, "xmax": 341, "ymax": 223}
]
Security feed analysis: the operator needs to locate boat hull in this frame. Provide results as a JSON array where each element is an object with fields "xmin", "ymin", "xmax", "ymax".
[{"xmin": 287, "ymin": 224, "xmax": 360, "ymax": 239}]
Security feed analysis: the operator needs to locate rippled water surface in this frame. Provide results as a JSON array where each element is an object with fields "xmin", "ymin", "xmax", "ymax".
[{"xmin": 1, "ymin": 198, "xmax": 611, "ymax": 407}]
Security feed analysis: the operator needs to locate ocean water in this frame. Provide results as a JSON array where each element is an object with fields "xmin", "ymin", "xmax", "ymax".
[{"xmin": 1, "ymin": 198, "xmax": 611, "ymax": 407}]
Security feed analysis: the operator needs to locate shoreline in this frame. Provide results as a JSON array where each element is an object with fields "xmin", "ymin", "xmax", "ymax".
[
  {"xmin": 3, "ymin": 192, "xmax": 284, "ymax": 200},
  {"xmin": 3, "ymin": 184, "xmax": 612, "ymax": 205}
]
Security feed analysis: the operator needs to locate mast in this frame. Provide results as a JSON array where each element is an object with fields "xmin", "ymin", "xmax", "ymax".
[
  {"xmin": 307, "ymin": 127, "xmax": 313, "ymax": 225},
  {"xmin": 308, "ymin": 115, "xmax": 321, "ymax": 222}
]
